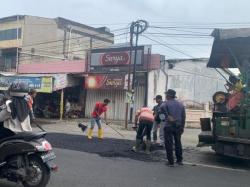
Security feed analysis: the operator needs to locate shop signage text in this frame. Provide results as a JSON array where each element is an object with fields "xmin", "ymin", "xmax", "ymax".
[
  {"xmin": 85, "ymin": 74, "xmax": 129, "ymax": 90},
  {"xmin": 101, "ymin": 52, "xmax": 129, "ymax": 66}
]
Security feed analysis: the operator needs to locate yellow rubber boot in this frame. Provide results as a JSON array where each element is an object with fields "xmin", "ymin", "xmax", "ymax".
[
  {"xmin": 98, "ymin": 128, "xmax": 103, "ymax": 139},
  {"xmin": 87, "ymin": 129, "xmax": 93, "ymax": 139}
]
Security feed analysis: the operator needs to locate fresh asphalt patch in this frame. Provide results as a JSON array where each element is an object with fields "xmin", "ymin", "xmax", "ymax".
[
  {"xmin": 46, "ymin": 132, "xmax": 165, "ymax": 162},
  {"xmin": 46, "ymin": 132, "xmax": 250, "ymax": 170}
]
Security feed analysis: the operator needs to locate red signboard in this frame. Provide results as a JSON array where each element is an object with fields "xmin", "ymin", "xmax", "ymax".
[
  {"xmin": 90, "ymin": 46, "xmax": 145, "ymax": 73},
  {"xmin": 85, "ymin": 74, "xmax": 129, "ymax": 90},
  {"xmin": 101, "ymin": 52, "xmax": 130, "ymax": 66}
]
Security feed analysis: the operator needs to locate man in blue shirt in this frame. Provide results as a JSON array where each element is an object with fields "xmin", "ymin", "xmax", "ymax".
[{"xmin": 160, "ymin": 89, "xmax": 186, "ymax": 167}]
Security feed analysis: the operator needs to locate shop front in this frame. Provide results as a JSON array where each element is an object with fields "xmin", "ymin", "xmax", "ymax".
[
  {"xmin": 34, "ymin": 73, "xmax": 81, "ymax": 119},
  {"xmin": 84, "ymin": 45, "xmax": 152, "ymax": 121},
  {"xmin": 84, "ymin": 73, "xmax": 146, "ymax": 120}
]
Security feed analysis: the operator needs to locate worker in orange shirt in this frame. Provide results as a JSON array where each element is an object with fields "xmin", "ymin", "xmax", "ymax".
[{"xmin": 132, "ymin": 106, "xmax": 154, "ymax": 154}]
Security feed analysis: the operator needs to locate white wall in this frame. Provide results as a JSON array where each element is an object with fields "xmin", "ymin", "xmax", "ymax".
[
  {"xmin": 147, "ymin": 69, "xmax": 167, "ymax": 109},
  {"xmin": 166, "ymin": 59, "xmax": 227, "ymax": 104}
]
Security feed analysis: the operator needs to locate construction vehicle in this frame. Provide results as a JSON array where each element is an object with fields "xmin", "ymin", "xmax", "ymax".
[{"xmin": 198, "ymin": 28, "xmax": 250, "ymax": 159}]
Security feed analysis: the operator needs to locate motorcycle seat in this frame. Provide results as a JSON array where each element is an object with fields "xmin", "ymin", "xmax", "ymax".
[{"xmin": 0, "ymin": 131, "xmax": 47, "ymax": 144}]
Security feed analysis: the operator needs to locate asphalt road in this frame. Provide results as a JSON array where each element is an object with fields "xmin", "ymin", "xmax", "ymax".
[{"xmin": 1, "ymin": 132, "xmax": 250, "ymax": 187}]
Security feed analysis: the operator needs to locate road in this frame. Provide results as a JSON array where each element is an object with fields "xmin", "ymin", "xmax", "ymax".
[{"xmin": 1, "ymin": 126, "xmax": 250, "ymax": 187}]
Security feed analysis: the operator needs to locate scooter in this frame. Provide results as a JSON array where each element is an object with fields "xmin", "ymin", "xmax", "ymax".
[{"xmin": 0, "ymin": 124, "xmax": 57, "ymax": 187}]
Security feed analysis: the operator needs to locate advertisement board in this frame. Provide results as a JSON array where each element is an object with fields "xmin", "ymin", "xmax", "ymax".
[
  {"xmin": 0, "ymin": 76, "xmax": 53, "ymax": 93},
  {"xmin": 90, "ymin": 46, "xmax": 145, "ymax": 73}
]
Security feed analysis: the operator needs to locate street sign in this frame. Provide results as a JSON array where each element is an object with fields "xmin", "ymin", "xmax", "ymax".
[{"xmin": 126, "ymin": 91, "xmax": 133, "ymax": 104}]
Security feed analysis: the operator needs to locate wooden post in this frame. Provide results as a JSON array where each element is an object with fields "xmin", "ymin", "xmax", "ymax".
[{"xmin": 60, "ymin": 89, "xmax": 64, "ymax": 120}]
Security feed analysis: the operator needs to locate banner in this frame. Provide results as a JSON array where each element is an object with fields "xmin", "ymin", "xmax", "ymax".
[{"xmin": 0, "ymin": 76, "xmax": 53, "ymax": 93}]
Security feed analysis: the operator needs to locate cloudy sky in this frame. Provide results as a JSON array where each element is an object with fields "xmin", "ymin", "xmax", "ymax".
[{"xmin": 1, "ymin": 0, "xmax": 250, "ymax": 59}]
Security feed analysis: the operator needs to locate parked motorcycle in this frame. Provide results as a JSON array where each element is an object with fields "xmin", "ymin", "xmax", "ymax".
[{"xmin": 0, "ymin": 128, "xmax": 57, "ymax": 187}]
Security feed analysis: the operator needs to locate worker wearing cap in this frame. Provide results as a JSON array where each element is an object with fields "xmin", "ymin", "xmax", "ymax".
[
  {"xmin": 132, "ymin": 106, "xmax": 154, "ymax": 154},
  {"xmin": 152, "ymin": 95, "xmax": 164, "ymax": 145},
  {"xmin": 161, "ymin": 89, "xmax": 186, "ymax": 167}
]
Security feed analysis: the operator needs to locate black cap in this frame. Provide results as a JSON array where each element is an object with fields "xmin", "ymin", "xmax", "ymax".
[
  {"xmin": 154, "ymin": 95, "xmax": 162, "ymax": 100},
  {"xmin": 165, "ymin": 89, "xmax": 177, "ymax": 98}
]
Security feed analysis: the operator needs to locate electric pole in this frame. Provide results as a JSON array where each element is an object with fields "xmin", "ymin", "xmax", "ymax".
[{"xmin": 125, "ymin": 20, "xmax": 148, "ymax": 126}]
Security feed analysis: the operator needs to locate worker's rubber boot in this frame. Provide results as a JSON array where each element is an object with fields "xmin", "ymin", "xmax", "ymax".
[
  {"xmin": 145, "ymin": 140, "xmax": 151, "ymax": 154},
  {"xmin": 87, "ymin": 129, "xmax": 93, "ymax": 139},
  {"xmin": 98, "ymin": 128, "xmax": 103, "ymax": 139},
  {"xmin": 132, "ymin": 139, "xmax": 141, "ymax": 152}
]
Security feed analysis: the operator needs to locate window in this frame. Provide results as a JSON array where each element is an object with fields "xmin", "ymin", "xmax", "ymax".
[{"xmin": 0, "ymin": 28, "xmax": 22, "ymax": 41}]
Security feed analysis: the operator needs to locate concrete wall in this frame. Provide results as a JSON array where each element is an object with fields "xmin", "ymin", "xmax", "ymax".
[
  {"xmin": 21, "ymin": 16, "xmax": 59, "ymax": 64},
  {"xmin": 0, "ymin": 17, "xmax": 24, "ymax": 48},
  {"xmin": 166, "ymin": 59, "xmax": 227, "ymax": 104},
  {"xmin": 19, "ymin": 16, "xmax": 114, "ymax": 64},
  {"xmin": 147, "ymin": 69, "xmax": 167, "ymax": 109}
]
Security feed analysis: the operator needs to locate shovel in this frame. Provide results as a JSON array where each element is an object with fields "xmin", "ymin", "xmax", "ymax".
[{"xmin": 104, "ymin": 121, "xmax": 125, "ymax": 138}]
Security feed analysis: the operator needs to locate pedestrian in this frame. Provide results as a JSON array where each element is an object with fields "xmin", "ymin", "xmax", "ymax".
[
  {"xmin": 3, "ymin": 82, "xmax": 32, "ymax": 133},
  {"xmin": 132, "ymin": 106, "xmax": 154, "ymax": 154},
  {"xmin": 152, "ymin": 95, "xmax": 164, "ymax": 146},
  {"xmin": 87, "ymin": 98, "xmax": 111, "ymax": 139},
  {"xmin": 25, "ymin": 89, "xmax": 37, "ymax": 121},
  {"xmin": 65, "ymin": 98, "xmax": 71, "ymax": 118},
  {"xmin": 160, "ymin": 89, "xmax": 186, "ymax": 167}
]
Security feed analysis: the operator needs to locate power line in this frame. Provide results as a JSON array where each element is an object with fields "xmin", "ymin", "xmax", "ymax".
[
  {"xmin": 145, "ymin": 32, "xmax": 211, "ymax": 37},
  {"xmin": 161, "ymin": 27, "xmax": 211, "ymax": 35},
  {"xmin": 20, "ymin": 32, "xmax": 129, "ymax": 55},
  {"xmin": 20, "ymin": 30, "xmax": 128, "ymax": 52},
  {"xmin": 142, "ymin": 35, "xmax": 195, "ymax": 58},
  {"xmin": 17, "ymin": 34, "xmax": 129, "ymax": 63},
  {"xmin": 20, "ymin": 27, "xmax": 128, "ymax": 48},
  {"xmin": 149, "ymin": 25, "xmax": 216, "ymax": 30},
  {"xmin": 169, "ymin": 68, "xmax": 225, "ymax": 81}
]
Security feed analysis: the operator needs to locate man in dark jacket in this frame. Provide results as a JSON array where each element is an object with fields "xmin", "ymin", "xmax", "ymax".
[
  {"xmin": 152, "ymin": 95, "xmax": 164, "ymax": 145},
  {"xmin": 161, "ymin": 89, "xmax": 186, "ymax": 167}
]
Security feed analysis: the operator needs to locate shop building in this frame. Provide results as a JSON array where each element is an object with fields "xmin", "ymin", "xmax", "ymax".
[{"xmin": 84, "ymin": 45, "xmax": 167, "ymax": 120}]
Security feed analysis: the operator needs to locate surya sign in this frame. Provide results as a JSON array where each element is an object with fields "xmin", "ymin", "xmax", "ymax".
[{"xmin": 101, "ymin": 52, "xmax": 130, "ymax": 66}]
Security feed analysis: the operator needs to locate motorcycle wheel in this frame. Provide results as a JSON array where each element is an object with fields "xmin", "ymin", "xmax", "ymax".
[{"xmin": 22, "ymin": 155, "xmax": 51, "ymax": 187}]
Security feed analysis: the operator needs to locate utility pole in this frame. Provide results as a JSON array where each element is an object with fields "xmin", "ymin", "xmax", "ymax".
[
  {"xmin": 125, "ymin": 25, "xmax": 134, "ymax": 129},
  {"xmin": 126, "ymin": 20, "xmax": 148, "ymax": 123},
  {"xmin": 63, "ymin": 28, "xmax": 67, "ymax": 59},
  {"xmin": 16, "ymin": 15, "xmax": 19, "ymax": 73},
  {"xmin": 144, "ymin": 47, "xmax": 151, "ymax": 106},
  {"xmin": 67, "ymin": 27, "xmax": 72, "ymax": 59}
]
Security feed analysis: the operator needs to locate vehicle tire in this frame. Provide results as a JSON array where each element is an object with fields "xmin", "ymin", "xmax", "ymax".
[{"xmin": 22, "ymin": 155, "xmax": 51, "ymax": 187}]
